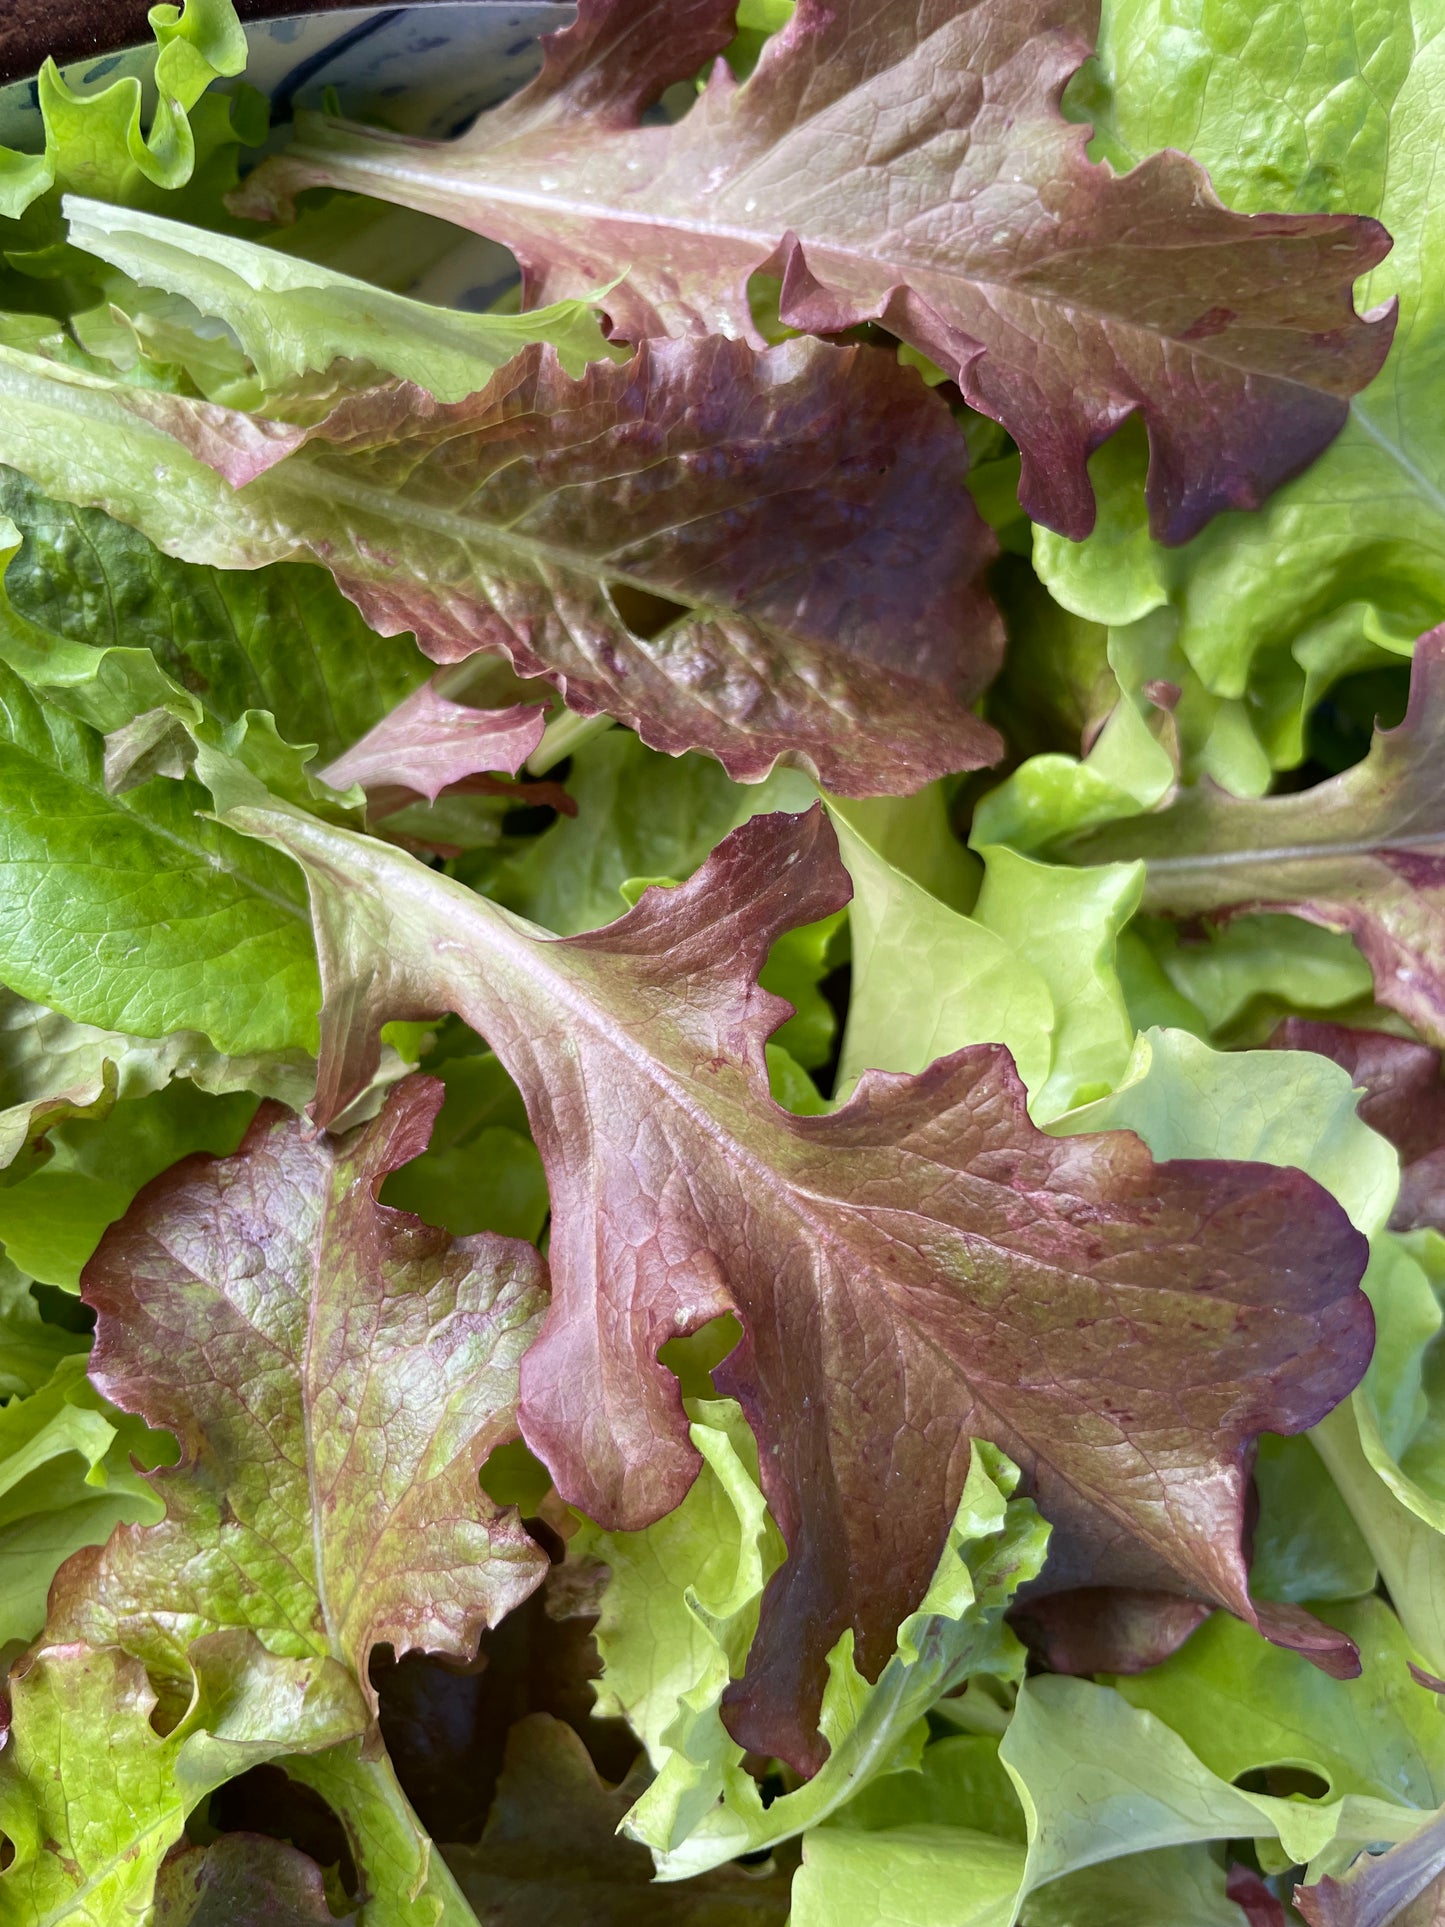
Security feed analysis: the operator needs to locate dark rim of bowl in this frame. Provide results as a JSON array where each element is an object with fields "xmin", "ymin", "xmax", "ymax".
[{"xmin": 0, "ymin": 0, "xmax": 459, "ymax": 89}]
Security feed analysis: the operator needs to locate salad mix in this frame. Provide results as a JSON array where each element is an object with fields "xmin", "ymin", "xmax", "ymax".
[{"xmin": 0, "ymin": 1, "xmax": 1441, "ymax": 1921}]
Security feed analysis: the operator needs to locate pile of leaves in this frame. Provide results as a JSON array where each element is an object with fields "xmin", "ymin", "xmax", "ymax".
[{"xmin": 2, "ymin": 0, "xmax": 1445, "ymax": 1921}]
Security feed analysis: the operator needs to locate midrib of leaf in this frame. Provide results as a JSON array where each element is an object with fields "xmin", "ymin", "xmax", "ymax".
[
  {"xmin": 302, "ymin": 1198, "xmax": 341, "ymax": 1672},
  {"xmin": 292, "ymin": 1740, "xmax": 485, "ymax": 1927},
  {"xmin": 1349, "ymin": 397, "xmax": 1445, "ymax": 524},
  {"xmin": 260, "ymin": 799, "xmax": 1267, "ymax": 1558},
  {"xmin": 266, "ymin": 443, "xmax": 807, "ymax": 633},
  {"xmin": 1138, "ymin": 825, "xmax": 1445, "ymax": 876},
  {"xmin": 240, "ymin": 803, "xmax": 879, "ymax": 1234},
  {"xmin": 281, "ymin": 130, "xmax": 1356, "ymax": 379}
]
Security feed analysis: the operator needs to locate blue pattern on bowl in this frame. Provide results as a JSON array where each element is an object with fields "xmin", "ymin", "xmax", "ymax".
[
  {"xmin": 0, "ymin": 4, "xmax": 577, "ymax": 309},
  {"xmin": 0, "ymin": 3, "xmax": 575, "ymax": 148}
]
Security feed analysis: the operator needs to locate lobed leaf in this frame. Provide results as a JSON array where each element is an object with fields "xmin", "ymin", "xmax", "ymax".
[
  {"xmin": 1035, "ymin": 0, "xmax": 1445, "ymax": 741},
  {"xmin": 225, "ymin": 795, "xmax": 1373, "ymax": 1773},
  {"xmin": 47, "ymin": 1079, "xmax": 549, "ymax": 1700},
  {"xmin": 235, "ymin": 0, "xmax": 1394, "ymax": 544},
  {"xmin": 1269, "ymin": 1019, "xmax": 1445, "ymax": 1237},
  {"xmin": 582, "ymin": 1418, "xmax": 1047, "ymax": 1878},
  {"xmin": 0, "ymin": 334, "xmax": 1003, "ymax": 796}
]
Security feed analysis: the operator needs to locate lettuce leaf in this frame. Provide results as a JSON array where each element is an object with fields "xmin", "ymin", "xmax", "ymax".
[
  {"xmin": 831, "ymin": 803, "xmax": 1142, "ymax": 1119},
  {"xmin": 150, "ymin": 1832, "xmax": 339, "ymax": 1926},
  {"xmin": 1001, "ymin": 1673, "xmax": 1420, "ymax": 1891},
  {"xmin": 234, "ymin": 0, "xmax": 1393, "ymax": 545},
  {"xmin": 317, "ymin": 682, "xmax": 547, "ymax": 824},
  {"xmin": 48, "ymin": 1080, "xmax": 547, "ymax": 1690},
  {"xmin": 1268, "ymin": 1019, "xmax": 1445, "ymax": 1236},
  {"xmin": 0, "ymin": 1352, "xmax": 171, "ymax": 1647},
  {"xmin": 1113, "ymin": 1600, "xmax": 1445, "ymax": 1810},
  {"xmin": 63, "ymin": 194, "xmax": 617, "ymax": 399},
  {"xmin": 0, "ymin": 333, "xmax": 1005, "ymax": 795},
  {"xmin": 576, "ymin": 1411, "xmax": 1046, "ymax": 1878},
  {"xmin": 793, "ymin": 1667, "xmax": 1427, "ymax": 1927},
  {"xmin": 0, "ymin": 651, "xmax": 319, "ymax": 1054},
  {"xmin": 485, "ymin": 727, "xmax": 814, "ymax": 936},
  {"xmin": 1296, "ymin": 1805, "xmax": 1445, "ymax": 1926},
  {"xmin": 1065, "ymin": 624, "xmax": 1445, "ymax": 1048},
  {"xmin": 0, "ymin": 0, "xmax": 248, "ymax": 225},
  {"xmin": 1038, "ymin": 0, "xmax": 1445, "ymax": 720},
  {"xmin": 0, "ymin": 1636, "xmax": 366, "ymax": 1924},
  {"xmin": 221, "ymin": 790, "xmax": 1372, "ymax": 1770},
  {"xmin": 442, "ymin": 1713, "xmax": 794, "ymax": 1924}
]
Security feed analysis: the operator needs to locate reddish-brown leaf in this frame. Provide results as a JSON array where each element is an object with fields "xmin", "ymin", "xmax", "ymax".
[
  {"xmin": 1268, "ymin": 1019, "xmax": 1445, "ymax": 1237},
  {"xmin": 235, "ymin": 0, "xmax": 1395, "ymax": 543},
  {"xmin": 229, "ymin": 796, "xmax": 1373, "ymax": 1773},
  {"xmin": 47, "ymin": 1081, "xmax": 549, "ymax": 1706},
  {"xmin": 102, "ymin": 335, "xmax": 1004, "ymax": 795}
]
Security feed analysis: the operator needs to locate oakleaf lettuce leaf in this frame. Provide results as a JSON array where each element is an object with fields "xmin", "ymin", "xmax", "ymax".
[
  {"xmin": 0, "ymin": 334, "xmax": 1005, "ymax": 795},
  {"xmin": 234, "ymin": 0, "xmax": 1394, "ymax": 544},
  {"xmin": 485, "ymin": 725, "xmax": 815, "ymax": 937},
  {"xmin": 1267, "ymin": 1019, "xmax": 1445, "ymax": 1235},
  {"xmin": 317, "ymin": 680, "xmax": 547, "ymax": 821},
  {"xmin": 48, "ymin": 1078, "xmax": 548, "ymax": 1694},
  {"xmin": 220, "ymin": 792, "xmax": 1372, "ymax": 1771},
  {"xmin": 31, "ymin": 1077, "xmax": 551, "ymax": 1922},
  {"xmin": 1050, "ymin": 1024, "xmax": 1445, "ymax": 1682},
  {"xmin": 1001, "ymin": 1674, "xmax": 1421, "ymax": 1895}
]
